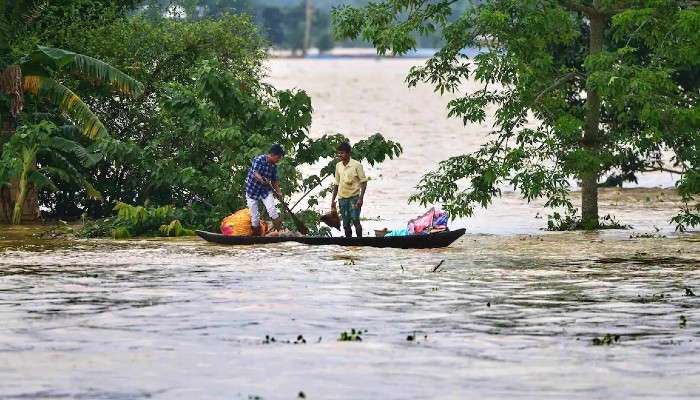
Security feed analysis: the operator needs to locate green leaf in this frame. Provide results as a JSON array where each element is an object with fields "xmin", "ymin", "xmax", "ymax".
[
  {"xmin": 46, "ymin": 136, "xmax": 102, "ymax": 167},
  {"xmin": 83, "ymin": 180, "xmax": 103, "ymax": 201},
  {"xmin": 27, "ymin": 170, "xmax": 57, "ymax": 191},
  {"xmin": 22, "ymin": 46, "xmax": 144, "ymax": 96},
  {"xmin": 23, "ymin": 75, "xmax": 108, "ymax": 139}
]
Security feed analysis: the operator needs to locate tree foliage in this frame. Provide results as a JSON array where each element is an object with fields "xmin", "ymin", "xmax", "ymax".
[
  {"xmin": 3, "ymin": 6, "xmax": 403, "ymax": 233},
  {"xmin": 257, "ymin": 1, "xmax": 336, "ymax": 54},
  {"xmin": 333, "ymin": 0, "xmax": 700, "ymax": 230}
]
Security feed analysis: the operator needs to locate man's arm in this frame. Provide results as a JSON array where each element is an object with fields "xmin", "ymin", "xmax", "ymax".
[
  {"xmin": 331, "ymin": 165, "xmax": 340, "ymax": 209},
  {"xmin": 270, "ymin": 164, "xmax": 281, "ymax": 198},
  {"xmin": 356, "ymin": 182, "xmax": 367, "ymax": 208},
  {"xmin": 272, "ymin": 180, "xmax": 282, "ymax": 199},
  {"xmin": 253, "ymin": 171, "xmax": 267, "ymax": 184},
  {"xmin": 331, "ymin": 184, "xmax": 338, "ymax": 209},
  {"xmin": 355, "ymin": 163, "xmax": 368, "ymax": 208}
]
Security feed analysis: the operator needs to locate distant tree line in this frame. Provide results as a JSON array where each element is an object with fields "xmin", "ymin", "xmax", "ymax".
[
  {"xmin": 139, "ymin": 0, "xmax": 472, "ymax": 54},
  {"xmin": 140, "ymin": 0, "xmax": 336, "ymax": 54},
  {"xmin": 256, "ymin": 1, "xmax": 335, "ymax": 55}
]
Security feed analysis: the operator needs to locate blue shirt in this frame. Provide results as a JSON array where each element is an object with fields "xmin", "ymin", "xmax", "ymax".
[{"xmin": 245, "ymin": 155, "xmax": 278, "ymax": 199}]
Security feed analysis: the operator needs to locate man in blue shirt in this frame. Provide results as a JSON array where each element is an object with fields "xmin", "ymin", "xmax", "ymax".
[{"xmin": 246, "ymin": 144, "xmax": 285, "ymax": 235}]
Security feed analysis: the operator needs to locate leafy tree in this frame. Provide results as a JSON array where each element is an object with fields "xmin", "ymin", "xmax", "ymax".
[
  {"xmin": 260, "ymin": 6, "xmax": 288, "ymax": 44},
  {"xmin": 317, "ymin": 32, "xmax": 335, "ymax": 54},
  {"xmin": 18, "ymin": 46, "xmax": 143, "ymax": 138},
  {"xmin": 333, "ymin": 0, "xmax": 700, "ymax": 230},
  {"xmin": 1, "ymin": 0, "xmax": 138, "ymax": 63},
  {"xmin": 140, "ymin": 0, "xmax": 339, "ymax": 54},
  {"xmin": 174, "ymin": 0, "xmax": 253, "ymax": 19},
  {"xmin": 312, "ymin": 8, "xmax": 335, "ymax": 53}
]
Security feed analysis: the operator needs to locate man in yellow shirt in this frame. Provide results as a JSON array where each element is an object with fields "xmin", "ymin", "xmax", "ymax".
[{"xmin": 331, "ymin": 142, "xmax": 368, "ymax": 237}]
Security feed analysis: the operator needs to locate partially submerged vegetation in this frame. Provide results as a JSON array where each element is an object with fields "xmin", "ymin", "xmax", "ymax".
[
  {"xmin": 1, "ymin": 1, "xmax": 402, "ymax": 236},
  {"xmin": 547, "ymin": 211, "xmax": 629, "ymax": 231},
  {"xmin": 78, "ymin": 202, "xmax": 194, "ymax": 239},
  {"xmin": 338, "ymin": 328, "xmax": 366, "ymax": 341},
  {"xmin": 592, "ymin": 334, "xmax": 621, "ymax": 346},
  {"xmin": 333, "ymin": 0, "xmax": 700, "ymax": 230}
]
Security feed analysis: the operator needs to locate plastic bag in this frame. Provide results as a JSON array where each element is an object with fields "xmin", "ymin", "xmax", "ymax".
[{"xmin": 220, "ymin": 208, "xmax": 268, "ymax": 236}]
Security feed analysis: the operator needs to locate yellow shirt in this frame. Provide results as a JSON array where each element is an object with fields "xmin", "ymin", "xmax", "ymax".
[{"xmin": 335, "ymin": 159, "xmax": 368, "ymax": 199}]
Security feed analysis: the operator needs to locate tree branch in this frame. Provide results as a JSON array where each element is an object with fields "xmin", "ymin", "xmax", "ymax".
[
  {"xmin": 290, "ymin": 173, "xmax": 331, "ymax": 211},
  {"xmin": 534, "ymin": 72, "xmax": 581, "ymax": 104},
  {"xmin": 643, "ymin": 167, "xmax": 685, "ymax": 174}
]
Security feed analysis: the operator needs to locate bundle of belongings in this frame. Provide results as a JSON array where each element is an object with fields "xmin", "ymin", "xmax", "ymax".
[
  {"xmin": 221, "ymin": 208, "xmax": 302, "ymax": 237},
  {"xmin": 386, "ymin": 208, "xmax": 449, "ymax": 237},
  {"xmin": 221, "ymin": 208, "xmax": 268, "ymax": 236}
]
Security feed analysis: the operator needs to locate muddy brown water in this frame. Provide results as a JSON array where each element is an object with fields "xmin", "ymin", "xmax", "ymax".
[
  {"xmin": 1, "ymin": 58, "xmax": 699, "ymax": 399},
  {"xmin": 1, "ymin": 227, "xmax": 699, "ymax": 399}
]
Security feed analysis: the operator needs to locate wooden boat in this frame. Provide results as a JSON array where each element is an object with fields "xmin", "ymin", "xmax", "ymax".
[{"xmin": 195, "ymin": 228, "xmax": 466, "ymax": 249}]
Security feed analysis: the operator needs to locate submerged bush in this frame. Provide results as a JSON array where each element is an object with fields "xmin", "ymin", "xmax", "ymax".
[
  {"xmin": 20, "ymin": 14, "xmax": 401, "ymax": 235},
  {"xmin": 592, "ymin": 334, "xmax": 621, "ymax": 346},
  {"xmin": 338, "ymin": 328, "xmax": 366, "ymax": 342},
  {"xmin": 546, "ymin": 209, "xmax": 630, "ymax": 231},
  {"xmin": 79, "ymin": 202, "xmax": 193, "ymax": 239}
]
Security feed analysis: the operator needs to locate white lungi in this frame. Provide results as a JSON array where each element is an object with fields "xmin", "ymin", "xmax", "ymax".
[{"xmin": 246, "ymin": 193, "xmax": 279, "ymax": 227}]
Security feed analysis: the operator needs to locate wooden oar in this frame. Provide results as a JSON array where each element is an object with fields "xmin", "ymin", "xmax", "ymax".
[{"xmin": 267, "ymin": 182, "xmax": 309, "ymax": 235}]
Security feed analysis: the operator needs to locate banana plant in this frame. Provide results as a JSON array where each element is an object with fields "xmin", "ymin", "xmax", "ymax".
[
  {"xmin": 0, "ymin": 45, "xmax": 142, "ymax": 223},
  {"xmin": 17, "ymin": 45, "xmax": 144, "ymax": 138},
  {"xmin": 0, "ymin": 121, "xmax": 103, "ymax": 224}
]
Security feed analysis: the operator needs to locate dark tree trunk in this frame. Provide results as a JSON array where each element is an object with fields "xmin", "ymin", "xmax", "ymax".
[{"xmin": 580, "ymin": 6, "xmax": 605, "ymax": 229}]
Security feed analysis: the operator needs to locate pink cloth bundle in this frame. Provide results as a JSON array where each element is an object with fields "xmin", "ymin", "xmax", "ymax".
[{"xmin": 407, "ymin": 207, "xmax": 448, "ymax": 234}]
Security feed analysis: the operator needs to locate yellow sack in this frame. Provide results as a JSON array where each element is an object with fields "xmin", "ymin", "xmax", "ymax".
[{"xmin": 220, "ymin": 208, "xmax": 268, "ymax": 236}]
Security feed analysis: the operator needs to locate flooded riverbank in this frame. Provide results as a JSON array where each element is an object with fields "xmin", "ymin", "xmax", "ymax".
[{"xmin": 2, "ymin": 57, "xmax": 699, "ymax": 399}]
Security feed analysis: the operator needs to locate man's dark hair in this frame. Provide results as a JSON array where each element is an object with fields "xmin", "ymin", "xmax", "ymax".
[
  {"xmin": 269, "ymin": 143, "xmax": 285, "ymax": 156},
  {"xmin": 337, "ymin": 142, "xmax": 352, "ymax": 153}
]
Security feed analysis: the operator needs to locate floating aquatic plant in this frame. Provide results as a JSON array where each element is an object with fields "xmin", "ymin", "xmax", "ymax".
[
  {"xmin": 338, "ymin": 328, "xmax": 366, "ymax": 342},
  {"xmin": 592, "ymin": 334, "xmax": 620, "ymax": 346}
]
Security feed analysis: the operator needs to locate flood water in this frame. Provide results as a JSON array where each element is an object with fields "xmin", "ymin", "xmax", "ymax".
[{"xmin": 1, "ymin": 58, "xmax": 700, "ymax": 399}]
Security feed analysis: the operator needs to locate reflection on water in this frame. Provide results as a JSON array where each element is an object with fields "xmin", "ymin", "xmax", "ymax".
[{"xmin": 1, "ymin": 233, "xmax": 699, "ymax": 399}]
